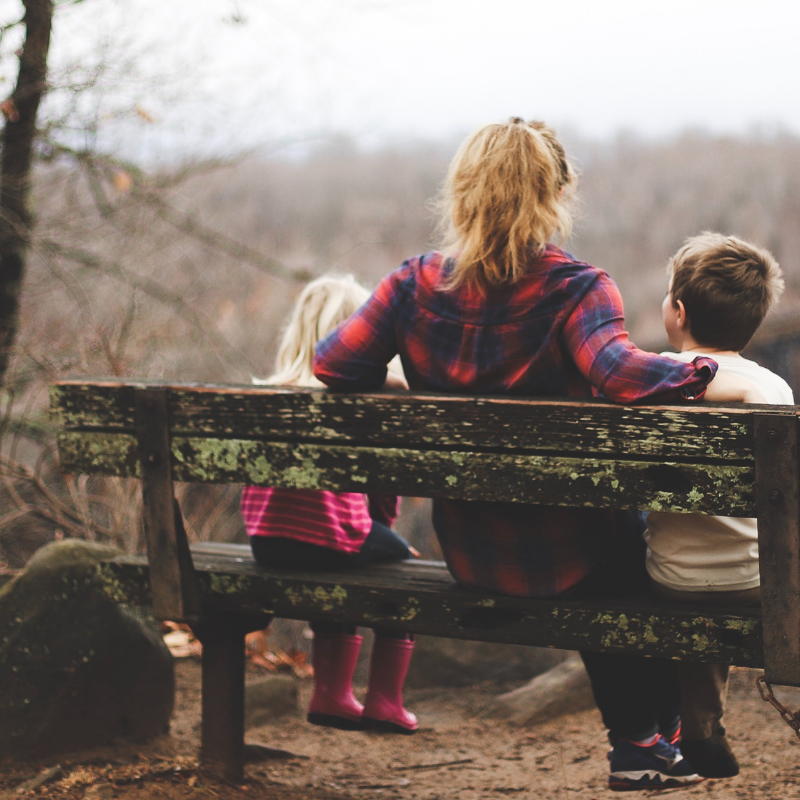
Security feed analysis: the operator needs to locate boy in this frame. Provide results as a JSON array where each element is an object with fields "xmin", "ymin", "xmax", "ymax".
[{"xmin": 645, "ymin": 232, "xmax": 793, "ymax": 778}]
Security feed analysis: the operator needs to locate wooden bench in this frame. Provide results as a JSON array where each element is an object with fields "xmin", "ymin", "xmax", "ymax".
[{"xmin": 50, "ymin": 379, "xmax": 800, "ymax": 779}]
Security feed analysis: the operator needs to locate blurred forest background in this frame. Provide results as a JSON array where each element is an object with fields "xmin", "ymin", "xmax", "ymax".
[{"xmin": 2, "ymin": 2, "xmax": 800, "ymax": 570}]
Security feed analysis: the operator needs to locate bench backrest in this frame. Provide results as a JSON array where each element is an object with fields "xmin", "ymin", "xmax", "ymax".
[{"xmin": 51, "ymin": 379, "xmax": 800, "ymax": 685}]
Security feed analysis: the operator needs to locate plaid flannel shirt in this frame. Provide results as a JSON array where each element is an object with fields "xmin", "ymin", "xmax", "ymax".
[{"xmin": 314, "ymin": 247, "xmax": 717, "ymax": 597}]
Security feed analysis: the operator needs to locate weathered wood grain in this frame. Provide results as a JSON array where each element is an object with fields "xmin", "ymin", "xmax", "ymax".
[
  {"xmin": 754, "ymin": 412, "xmax": 800, "ymax": 685},
  {"xmin": 50, "ymin": 379, "xmax": 769, "ymax": 461},
  {"xmin": 134, "ymin": 390, "xmax": 201, "ymax": 623},
  {"xmin": 56, "ymin": 431, "xmax": 755, "ymax": 514},
  {"xmin": 100, "ymin": 546, "xmax": 764, "ymax": 667}
]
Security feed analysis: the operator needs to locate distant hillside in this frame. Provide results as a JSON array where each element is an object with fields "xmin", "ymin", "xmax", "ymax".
[
  {"xmin": 179, "ymin": 131, "xmax": 800, "ymax": 355},
  {"xmin": 22, "ymin": 131, "xmax": 800, "ymax": 387}
]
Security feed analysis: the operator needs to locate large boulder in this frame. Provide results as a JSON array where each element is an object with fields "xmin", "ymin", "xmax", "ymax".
[{"xmin": 0, "ymin": 540, "xmax": 174, "ymax": 757}]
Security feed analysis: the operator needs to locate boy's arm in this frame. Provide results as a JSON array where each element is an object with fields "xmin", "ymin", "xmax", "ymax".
[{"xmin": 704, "ymin": 371, "xmax": 767, "ymax": 404}]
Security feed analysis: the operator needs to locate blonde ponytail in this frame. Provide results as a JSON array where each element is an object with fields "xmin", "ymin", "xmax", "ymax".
[{"xmin": 439, "ymin": 118, "xmax": 577, "ymax": 293}]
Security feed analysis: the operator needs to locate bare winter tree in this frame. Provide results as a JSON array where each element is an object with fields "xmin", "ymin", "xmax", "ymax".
[
  {"xmin": 0, "ymin": 0, "xmax": 53, "ymax": 385},
  {"xmin": 0, "ymin": 0, "xmax": 319, "ymax": 566}
]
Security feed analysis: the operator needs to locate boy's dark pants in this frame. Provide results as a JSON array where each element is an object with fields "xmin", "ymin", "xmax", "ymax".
[
  {"xmin": 652, "ymin": 582, "xmax": 761, "ymax": 740},
  {"xmin": 575, "ymin": 511, "xmax": 681, "ymax": 742}
]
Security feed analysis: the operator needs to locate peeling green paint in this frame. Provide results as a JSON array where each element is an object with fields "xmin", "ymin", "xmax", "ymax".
[
  {"xmin": 209, "ymin": 574, "xmax": 252, "ymax": 595},
  {"xmin": 642, "ymin": 620, "xmax": 660, "ymax": 644},
  {"xmin": 57, "ymin": 432, "xmax": 139, "ymax": 478},
  {"xmin": 283, "ymin": 461, "xmax": 323, "ymax": 488},
  {"xmin": 97, "ymin": 570, "xmax": 137, "ymax": 604},
  {"xmin": 723, "ymin": 618, "xmax": 759, "ymax": 634},
  {"xmin": 284, "ymin": 584, "xmax": 348, "ymax": 612},
  {"xmin": 399, "ymin": 598, "xmax": 420, "ymax": 622},
  {"xmin": 245, "ymin": 455, "xmax": 274, "ymax": 484},
  {"xmin": 687, "ymin": 488, "xmax": 705, "ymax": 504}
]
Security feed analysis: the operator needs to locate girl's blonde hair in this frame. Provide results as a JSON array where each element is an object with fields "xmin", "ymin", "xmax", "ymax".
[
  {"xmin": 261, "ymin": 275, "xmax": 370, "ymax": 387},
  {"xmin": 439, "ymin": 117, "xmax": 577, "ymax": 293}
]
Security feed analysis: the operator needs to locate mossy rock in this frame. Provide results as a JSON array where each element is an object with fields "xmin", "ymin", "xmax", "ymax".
[{"xmin": 0, "ymin": 540, "xmax": 174, "ymax": 757}]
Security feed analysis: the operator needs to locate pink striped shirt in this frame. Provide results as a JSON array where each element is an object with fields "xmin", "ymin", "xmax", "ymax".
[{"xmin": 240, "ymin": 487, "xmax": 399, "ymax": 554}]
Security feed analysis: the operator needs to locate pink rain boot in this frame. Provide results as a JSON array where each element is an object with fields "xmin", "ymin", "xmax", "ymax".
[
  {"xmin": 307, "ymin": 632, "xmax": 364, "ymax": 730},
  {"xmin": 362, "ymin": 636, "xmax": 418, "ymax": 734}
]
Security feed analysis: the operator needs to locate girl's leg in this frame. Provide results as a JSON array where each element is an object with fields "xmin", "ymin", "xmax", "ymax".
[
  {"xmin": 306, "ymin": 630, "xmax": 364, "ymax": 730},
  {"xmin": 249, "ymin": 538, "xmax": 365, "ymax": 728},
  {"xmin": 362, "ymin": 631, "xmax": 418, "ymax": 734},
  {"xmin": 249, "ymin": 535, "xmax": 358, "ymax": 571},
  {"xmin": 353, "ymin": 521, "xmax": 412, "ymax": 565}
]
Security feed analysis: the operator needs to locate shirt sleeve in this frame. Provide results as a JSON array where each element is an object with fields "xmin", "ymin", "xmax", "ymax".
[
  {"xmin": 314, "ymin": 264, "xmax": 406, "ymax": 390},
  {"xmin": 368, "ymin": 495, "xmax": 400, "ymax": 526},
  {"xmin": 561, "ymin": 271, "xmax": 718, "ymax": 403}
]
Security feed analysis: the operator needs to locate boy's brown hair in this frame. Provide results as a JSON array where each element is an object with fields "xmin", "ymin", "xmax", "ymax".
[{"xmin": 668, "ymin": 232, "xmax": 784, "ymax": 352}]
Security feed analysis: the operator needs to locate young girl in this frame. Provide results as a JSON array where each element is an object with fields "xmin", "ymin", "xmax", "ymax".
[
  {"xmin": 241, "ymin": 274, "xmax": 418, "ymax": 734},
  {"xmin": 311, "ymin": 119, "xmax": 760, "ymax": 789}
]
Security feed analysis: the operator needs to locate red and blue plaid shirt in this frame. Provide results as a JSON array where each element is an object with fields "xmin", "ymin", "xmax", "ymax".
[{"xmin": 314, "ymin": 247, "xmax": 717, "ymax": 597}]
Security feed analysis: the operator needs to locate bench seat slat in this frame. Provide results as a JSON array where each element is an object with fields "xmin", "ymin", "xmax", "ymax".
[
  {"xmin": 51, "ymin": 380, "xmax": 769, "ymax": 461},
  {"xmin": 101, "ymin": 545, "xmax": 763, "ymax": 668}
]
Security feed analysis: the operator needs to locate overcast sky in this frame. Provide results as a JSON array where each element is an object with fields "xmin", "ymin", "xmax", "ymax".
[{"xmin": 19, "ymin": 0, "xmax": 800, "ymax": 159}]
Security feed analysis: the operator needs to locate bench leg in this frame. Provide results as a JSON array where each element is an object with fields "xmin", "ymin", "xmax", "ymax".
[{"xmin": 200, "ymin": 620, "xmax": 247, "ymax": 781}]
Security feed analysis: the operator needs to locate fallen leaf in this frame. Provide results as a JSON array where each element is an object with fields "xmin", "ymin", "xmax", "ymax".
[
  {"xmin": 1, "ymin": 98, "xmax": 19, "ymax": 123},
  {"xmin": 112, "ymin": 169, "xmax": 133, "ymax": 194}
]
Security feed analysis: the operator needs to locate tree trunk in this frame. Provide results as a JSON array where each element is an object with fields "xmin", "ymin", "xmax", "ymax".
[{"xmin": 0, "ymin": 0, "xmax": 53, "ymax": 385}]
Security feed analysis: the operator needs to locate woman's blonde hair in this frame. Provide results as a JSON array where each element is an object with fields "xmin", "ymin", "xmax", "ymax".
[
  {"xmin": 439, "ymin": 117, "xmax": 577, "ymax": 292},
  {"xmin": 260, "ymin": 275, "xmax": 370, "ymax": 387}
]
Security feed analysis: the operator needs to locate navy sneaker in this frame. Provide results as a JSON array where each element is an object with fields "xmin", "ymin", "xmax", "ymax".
[{"xmin": 608, "ymin": 735, "xmax": 704, "ymax": 791}]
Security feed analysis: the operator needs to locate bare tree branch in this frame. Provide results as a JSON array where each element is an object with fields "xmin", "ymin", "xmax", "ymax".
[
  {"xmin": 139, "ymin": 189, "xmax": 314, "ymax": 283},
  {"xmin": 36, "ymin": 236, "xmax": 258, "ymax": 372}
]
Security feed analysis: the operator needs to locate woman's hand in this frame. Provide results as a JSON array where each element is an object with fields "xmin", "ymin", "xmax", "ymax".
[{"xmin": 704, "ymin": 370, "xmax": 767, "ymax": 404}]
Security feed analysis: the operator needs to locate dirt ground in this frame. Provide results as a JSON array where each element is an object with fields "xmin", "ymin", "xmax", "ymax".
[{"xmin": 2, "ymin": 661, "xmax": 800, "ymax": 800}]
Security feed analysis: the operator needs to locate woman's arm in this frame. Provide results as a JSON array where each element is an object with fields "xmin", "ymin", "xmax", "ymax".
[
  {"xmin": 562, "ymin": 272, "xmax": 718, "ymax": 404},
  {"xmin": 314, "ymin": 266, "xmax": 407, "ymax": 390}
]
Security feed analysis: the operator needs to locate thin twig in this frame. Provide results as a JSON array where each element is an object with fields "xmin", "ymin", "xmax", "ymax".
[
  {"xmin": 395, "ymin": 758, "xmax": 475, "ymax": 771},
  {"xmin": 36, "ymin": 236, "xmax": 255, "ymax": 372}
]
